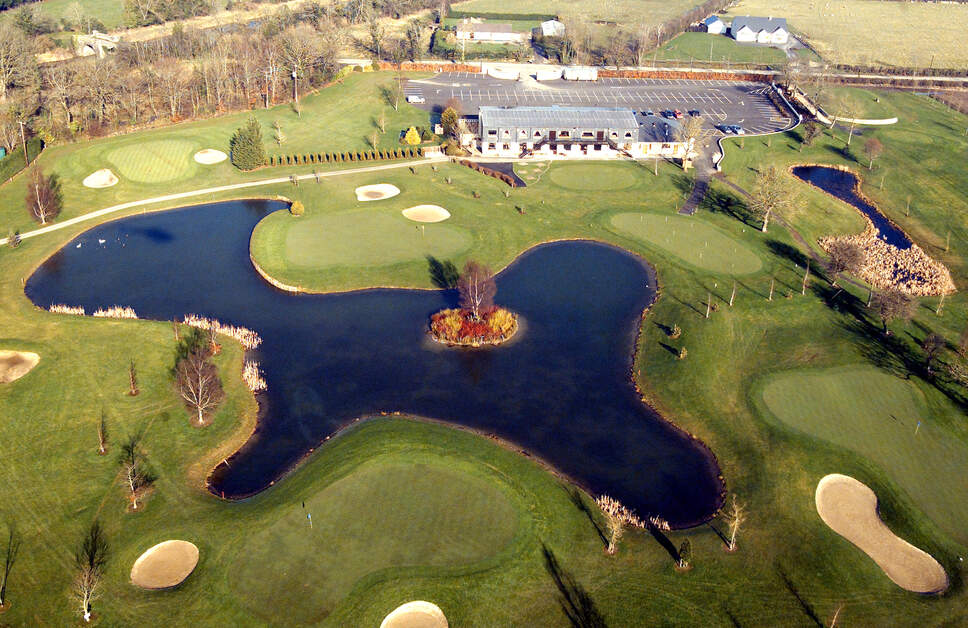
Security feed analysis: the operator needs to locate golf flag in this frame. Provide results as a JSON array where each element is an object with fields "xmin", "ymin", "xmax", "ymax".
[
  {"xmin": 307, "ymin": 513, "xmax": 313, "ymax": 528},
  {"xmin": 916, "ymin": 420, "xmax": 922, "ymax": 435}
]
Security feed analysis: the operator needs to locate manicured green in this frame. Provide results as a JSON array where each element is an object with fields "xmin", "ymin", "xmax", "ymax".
[
  {"xmin": 546, "ymin": 162, "xmax": 637, "ymax": 190},
  {"xmin": 759, "ymin": 365, "xmax": 968, "ymax": 545},
  {"xmin": 106, "ymin": 139, "xmax": 198, "ymax": 183},
  {"xmin": 656, "ymin": 32, "xmax": 787, "ymax": 65},
  {"xmin": 610, "ymin": 212, "xmax": 763, "ymax": 274},
  {"xmin": 2, "ymin": 86, "xmax": 968, "ymax": 626},
  {"xmin": 277, "ymin": 209, "xmax": 470, "ymax": 268}
]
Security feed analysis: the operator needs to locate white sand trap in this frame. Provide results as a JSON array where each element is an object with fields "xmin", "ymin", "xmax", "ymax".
[
  {"xmin": 380, "ymin": 601, "xmax": 448, "ymax": 628},
  {"xmin": 130, "ymin": 540, "xmax": 199, "ymax": 590},
  {"xmin": 82, "ymin": 169, "xmax": 118, "ymax": 188},
  {"xmin": 356, "ymin": 183, "xmax": 401, "ymax": 202},
  {"xmin": 194, "ymin": 149, "xmax": 227, "ymax": 164},
  {"xmin": 816, "ymin": 474, "xmax": 948, "ymax": 593},
  {"xmin": 0, "ymin": 350, "xmax": 39, "ymax": 384},
  {"xmin": 402, "ymin": 205, "xmax": 450, "ymax": 223}
]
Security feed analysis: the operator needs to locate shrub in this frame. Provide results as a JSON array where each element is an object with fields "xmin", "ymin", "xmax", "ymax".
[
  {"xmin": 229, "ymin": 117, "xmax": 267, "ymax": 171},
  {"xmin": 404, "ymin": 127, "xmax": 421, "ymax": 145},
  {"xmin": 289, "ymin": 201, "xmax": 305, "ymax": 216}
]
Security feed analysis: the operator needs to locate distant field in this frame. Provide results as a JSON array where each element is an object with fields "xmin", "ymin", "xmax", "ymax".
[
  {"xmin": 449, "ymin": 0, "xmax": 697, "ymax": 26},
  {"xmin": 656, "ymin": 32, "xmax": 786, "ymax": 65},
  {"xmin": 725, "ymin": 0, "xmax": 968, "ymax": 68},
  {"xmin": 442, "ymin": 17, "xmax": 538, "ymax": 32},
  {"xmin": 0, "ymin": 0, "xmax": 127, "ymax": 30}
]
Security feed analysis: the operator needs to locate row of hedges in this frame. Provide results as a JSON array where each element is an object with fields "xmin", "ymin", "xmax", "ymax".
[
  {"xmin": 375, "ymin": 61, "xmax": 482, "ymax": 73},
  {"xmin": 0, "ymin": 137, "xmax": 44, "ymax": 185},
  {"xmin": 445, "ymin": 10, "xmax": 554, "ymax": 21},
  {"xmin": 598, "ymin": 69, "xmax": 771, "ymax": 83},
  {"xmin": 268, "ymin": 147, "xmax": 424, "ymax": 167},
  {"xmin": 458, "ymin": 159, "xmax": 520, "ymax": 187}
]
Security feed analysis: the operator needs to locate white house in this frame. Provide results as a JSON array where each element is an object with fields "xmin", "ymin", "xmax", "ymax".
[
  {"xmin": 455, "ymin": 19, "xmax": 528, "ymax": 44},
  {"xmin": 703, "ymin": 16, "xmax": 726, "ymax": 35},
  {"xmin": 539, "ymin": 19, "xmax": 565, "ymax": 38},
  {"xmin": 730, "ymin": 16, "xmax": 788, "ymax": 45}
]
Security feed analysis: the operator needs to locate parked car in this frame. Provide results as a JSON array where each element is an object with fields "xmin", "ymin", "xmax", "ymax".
[
  {"xmin": 688, "ymin": 109, "xmax": 701, "ymax": 117},
  {"xmin": 406, "ymin": 95, "xmax": 425, "ymax": 104},
  {"xmin": 661, "ymin": 110, "xmax": 673, "ymax": 118},
  {"xmin": 645, "ymin": 110, "xmax": 655, "ymax": 117},
  {"xmin": 672, "ymin": 109, "xmax": 683, "ymax": 119}
]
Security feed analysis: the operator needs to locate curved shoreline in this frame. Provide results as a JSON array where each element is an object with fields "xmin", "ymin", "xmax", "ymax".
[{"xmin": 20, "ymin": 200, "xmax": 726, "ymax": 530}]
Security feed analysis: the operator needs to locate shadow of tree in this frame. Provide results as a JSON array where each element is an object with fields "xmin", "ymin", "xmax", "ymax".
[
  {"xmin": 776, "ymin": 563, "xmax": 822, "ymax": 626},
  {"xmin": 671, "ymin": 173, "xmax": 695, "ymax": 197},
  {"xmin": 659, "ymin": 342, "xmax": 680, "ymax": 357},
  {"xmin": 646, "ymin": 524, "xmax": 681, "ymax": 565},
  {"xmin": 701, "ymin": 188, "xmax": 756, "ymax": 227},
  {"xmin": 542, "ymin": 545, "xmax": 608, "ymax": 628},
  {"xmin": 568, "ymin": 488, "xmax": 608, "ymax": 549},
  {"xmin": 426, "ymin": 255, "xmax": 459, "ymax": 289}
]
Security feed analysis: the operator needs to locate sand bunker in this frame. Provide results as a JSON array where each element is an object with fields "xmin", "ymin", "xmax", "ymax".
[
  {"xmin": 82, "ymin": 169, "xmax": 118, "ymax": 188},
  {"xmin": 402, "ymin": 205, "xmax": 451, "ymax": 223},
  {"xmin": 130, "ymin": 540, "xmax": 199, "ymax": 590},
  {"xmin": 356, "ymin": 184, "xmax": 400, "ymax": 201},
  {"xmin": 0, "ymin": 350, "xmax": 39, "ymax": 384},
  {"xmin": 816, "ymin": 474, "xmax": 948, "ymax": 593},
  {"xmin": 194, "ymin": 149, "xmax": 227, "ymax": 164},
  {"xmin": 380, "ymin": 601, "xmax": 448, "ymax": 628}
]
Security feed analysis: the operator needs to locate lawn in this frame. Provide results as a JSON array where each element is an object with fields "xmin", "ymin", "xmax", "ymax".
[
  {"xmin": 725, "ymin": 0, "xmax": 968, "ymax": 69},
  {"xmin": 758, "ymin": 365, "xmax": 968, "ymax": 546},
  {"xmin": 816, "ymin": 87, "xmax": 899, "ymax": 121},
  {"xmin": 655, "ymin": 32, "xmax": 787, "ymax": 66},
  {"xmin": 0, "ymin": 0, "xmax": 127, "ymax": 30},
  {"xmin": 0, "ymin": 71, "xmax": 429, "ymax": 236},
  {"xmin": 2, "ymin": 84, "xmax": 968, "ymax": 625}
]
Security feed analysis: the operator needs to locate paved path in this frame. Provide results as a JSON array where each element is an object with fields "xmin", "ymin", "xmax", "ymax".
[{"xmin": 0, "ymin": 158, "xmax": 447, "ymax": 247}]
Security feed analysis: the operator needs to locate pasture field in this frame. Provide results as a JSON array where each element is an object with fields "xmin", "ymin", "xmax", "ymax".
[
  {"xmin": 2, "ymin": 86, "xmax": 968, "ymax": 625},
  {"xmin": 655, "ymin": 32, "xmax": 787, "ymax": 66},
  {"xmin": 725, "ymin": 0, "xmax": 968, "ymax": 68},
  {"xmin": 449, "ymin": 0, "xmax": 697, "ymax": 26}
]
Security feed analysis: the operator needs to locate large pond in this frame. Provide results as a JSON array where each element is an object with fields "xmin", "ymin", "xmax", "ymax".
[
  {"xmin": 791, "ymin": 165, "xmax": 912, "ymax": 249},
  {"xmin": 25, "ymin": 200, "xmax": 723, "ymax": 527}
]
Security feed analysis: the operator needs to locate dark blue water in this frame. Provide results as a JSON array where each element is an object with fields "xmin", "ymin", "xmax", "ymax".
[
  {"xmin": 792, "ymin": 165, "xmax": 912, "ymax": 249},
  {"xmin": 25, "ymin": 200, "xmax": 723, "ymax": 527}
]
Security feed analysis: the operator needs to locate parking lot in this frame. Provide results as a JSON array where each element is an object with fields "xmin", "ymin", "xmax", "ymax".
[{"xmin": 405, "ymin": 72, "xmax": 792, "ymax": 136}]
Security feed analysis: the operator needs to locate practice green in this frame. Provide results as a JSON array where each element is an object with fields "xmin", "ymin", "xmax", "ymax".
[{"xmin": 106, "ymin": 139, "xmax": 198, "ymax": 183}]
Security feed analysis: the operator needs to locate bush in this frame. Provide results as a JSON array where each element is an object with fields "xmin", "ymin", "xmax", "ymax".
[
  {"xmin": 230, "ymin": 117, "xmax": 267, "ymax": 171},
  {"xmin": 404, "ymin": 127, "xmax": 421, "ymax": 145},
  {"xmin": 289, "ymin": 201, "xmax": 305, "ymax": 216},
  {"xmin": 0, "ymin": 137, "xmax": 44, "ymax": 184}
]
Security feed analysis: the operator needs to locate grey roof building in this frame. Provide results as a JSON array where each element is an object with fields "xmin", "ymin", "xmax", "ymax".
[
  {"xmin": 730, "ymin": 15, "xmax": 787, "ymax": 34},
  {"xmin": 479, "ymin": 106, "xmax": 639, "ymax": 143}
]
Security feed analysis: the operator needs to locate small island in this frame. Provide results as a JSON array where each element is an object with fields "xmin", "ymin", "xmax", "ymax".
[{"xmin": 430, "ymin": 261, "xmax": 518, "ymax": 347}]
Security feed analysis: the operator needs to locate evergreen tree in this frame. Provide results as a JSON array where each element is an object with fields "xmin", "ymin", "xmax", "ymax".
[{"xmin": 230, "ymin": 117, "xmax": 267, "ymax": 171}]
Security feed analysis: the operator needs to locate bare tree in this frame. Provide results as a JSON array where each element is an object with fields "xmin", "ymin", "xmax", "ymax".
[
  {"xmin": 799, "ymin": 120, "xmax": 822, "ymax": 151},
  {"xmin": 377, "ymin": 109, "xmax": 386, "ymax": 133},
  {"xmin": 825, "ymin": 240, "xmax": 865, "ymax": 287},
  {"xmin": 872, "ymin": 290, "xmax": 916, "ymax": 335},
  {"xmin": 128, "ymin": 360, "xmax": 139, "ymax": 396},
  {"xmin": 863, "ymin": 137, "xmax": 883, "ymax": 170},
  {"xmin": 922, "ymin": 333, "xmax": 945, "ymax": 374},
  {"xmin": 175, "ymin": 349, "xmax": 225, "ymax": 425},
  {"xmin": 0, "ymin": 24, "xmax": 34, "ymax": 103},
  {"xmin": 97, "ymin": 411, "xmax": 107, "ymax": 454},
  {"xmin": 723, "ymin": 494, "xmax": 747, "ymax": 551},
  {"xmin": 72, "ymin": 521, "xmax": 107, "ymax": 623},
  {"xmin": 749, "ymin": 166, "xmax": 799, "ymax": 233},
  {"xmin": 279, "ymin": 25, "xmax": 323, "ymax": 112},
  {"xmin": 458, "ymin": 261, "xmax": 496, "ymax": 319},
  {"xmin": 0, "ymin": 522, "xmax": 20, "ymax": 608},
  {"xmin": 25, "ymin": 166, "xmax": 62, "ymax": 225},
  {"xmin": 118, "ymin": 434, "xmax": 152, "ymax": 509},
  {"xmin": 677, "ymin": 538, "xmax": 691, "ymax": 569},
  {"xmin": 674, "ymin": 115, "xmax": 708, "ymax": 154},
  {"xmin": 595, "ymin": 495, "xmax": 637, "ymax": 555}
]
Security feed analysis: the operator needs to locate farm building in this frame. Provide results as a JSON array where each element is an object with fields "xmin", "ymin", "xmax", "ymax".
[
  {"xmin": 455, "ymin": 19, "xmax": 528, "ymax": 44},
  {"xmin": 703, "ymin": 16, "xmax": 726, "ymax": 35},
  {"xmin": 730, "ymin": 16, "xmax": 788, "ymax": 45},
  {"xmin": 476, "ymin": 106, "xmax": 690, "ymax": 160},
  {"xmin": 539, "ymin": 19, "xmax": 565, "ymax": 37}
]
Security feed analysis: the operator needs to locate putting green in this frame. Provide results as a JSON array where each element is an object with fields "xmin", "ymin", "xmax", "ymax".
[
  {"xmin": 610, "ymin": 213, "xmax": 762, "ymax": 274},
  {"xmin": 279, "ymin": 210, "xmax": 470, "ymax": 268},
  {"xmin": 106, "ymin": 139, "xmax": 198, "ymax": 183},
  {"xmin": 547, "ymin": 163, "xmax": 637, "ymax": 191},
  {"xmin": 230, "ymin": 461, "xmax": 519, "ymax": 624},
  {"xmin": 760, "ymin": 365, "xmax": 968, "ymax": 546}
]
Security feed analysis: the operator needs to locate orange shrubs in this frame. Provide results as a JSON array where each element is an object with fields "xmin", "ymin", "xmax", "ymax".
[{"xmin": 429, "ymin": 307, "xmax": 518, "ymax": 346}]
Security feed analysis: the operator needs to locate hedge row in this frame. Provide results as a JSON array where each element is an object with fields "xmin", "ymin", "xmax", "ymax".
[
  {"xmin": 0, "ymin": 137, "xmax": 45, "ymax": 185},
  {"xmin": 268, "ymin": 147, "xmax": 424, "ymax": 166},
  {"xmin": 458, "ymin": 159, "xmax": 520, "ymax": 187},
  {"xmin": 446, "ymin": 10, "xmax": 555, "ymax": 21}
]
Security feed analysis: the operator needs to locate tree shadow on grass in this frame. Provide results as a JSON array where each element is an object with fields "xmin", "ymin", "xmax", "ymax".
[
  {"xmin": 426, "ymin": 255, "xmax": 459, "ymax": 289},
  {"xmin": 659, "ymin": 342, "xmax": 680, "ymax": 357},
  {"xmin": 542, "ymin": 545, "xmax": 608, "ymax": 628},
  {"xmin": 646, "ymin": 524, "xmax": 681, "ymax": 565},
  {"xmin": 567, "ymin": 488, "xmax": 608, "ymax": 549},
  {"xmin": 700, "ymin": 188, "xmax": 756, "ymax": 228},
  {"xmin": 672, "ymin": 172, "xmax": 695, "ymax": 197},
  {"xmin": 776, "ymin": 563, "xmax": 822, "ymax": 626},
  {"xmin": 706, "ymin": 520, "xmax": 730, "ymax": 547}
]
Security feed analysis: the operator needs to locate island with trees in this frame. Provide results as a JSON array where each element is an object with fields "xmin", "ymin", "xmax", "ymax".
[{"xmin": 429, "ymin": 261, "xmax": 518, "ymax": 347}]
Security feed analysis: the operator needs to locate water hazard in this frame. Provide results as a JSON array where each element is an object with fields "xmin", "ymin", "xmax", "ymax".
[
  {"xmin": 792, "ymin": 165, "xmax": 912, "ymax": 249},
  {"xmin": 25, "ymin": 200, "xmax": 723, "ymax": 527}
]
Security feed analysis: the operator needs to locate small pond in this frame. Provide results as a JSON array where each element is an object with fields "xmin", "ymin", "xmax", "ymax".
[
  {"xmin": 792, "ymin": 165, "xmax": 912, "ymax": 249},
  {"xmin": 25, "ymin": 200, "xmax": 723, "ymax": 527}
]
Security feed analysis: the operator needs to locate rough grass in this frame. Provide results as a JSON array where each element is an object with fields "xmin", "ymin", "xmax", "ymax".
[
  {"xmin": 450, "ymin": 0, "xmax": 697, "ymax": 25},
  {"xmin": 725, "ymin": 0, "xmax": 968, "ymax": 68},
  {"xmin": 817, "ymin": 87, "xmax": 898, "ymax": 121},
  {"xmin": 758, "ymin": 365, "xmax": 968, "ymax": 546},
  {"xmin": 655, "ymin": 32, "xmax": 787, "ymax": 65},
  {"xmin": 610, "ymin": 212, "xmax": 763, "ymax": 274}
]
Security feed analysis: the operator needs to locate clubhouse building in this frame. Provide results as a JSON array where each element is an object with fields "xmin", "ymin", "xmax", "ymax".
[{"xmin": 475, "ymin": 106, "xmax": 691, "ymax": 161}]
